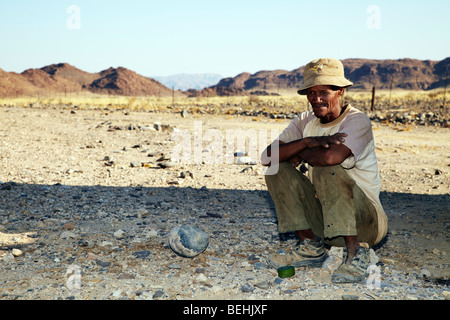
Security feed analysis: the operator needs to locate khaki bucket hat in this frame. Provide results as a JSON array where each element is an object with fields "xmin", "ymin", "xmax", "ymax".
[{"xmin": 297, "ymin": 58, "xmax": 353, "ymax": 95}]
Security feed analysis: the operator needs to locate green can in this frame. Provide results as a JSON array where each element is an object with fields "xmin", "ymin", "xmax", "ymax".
[{"xmin": 277, "ymin": 265, "xmax": 295, "ymax": 278}]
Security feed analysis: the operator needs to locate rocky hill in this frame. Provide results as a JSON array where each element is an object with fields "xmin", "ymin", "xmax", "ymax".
[
  {"xmin": 188, "ymin": 57, "xmax": 449, "ymax": 96},
  {"xmin": 0, "ymin": 63, "xmax": 174, "ymax": 97},
  {"xmin": 88, "ymin": 67, "xmax": 173, "ymax": 96},
  {"xmin": 1, "ymin": 58, "xmax": 448, "ymax": 98}
]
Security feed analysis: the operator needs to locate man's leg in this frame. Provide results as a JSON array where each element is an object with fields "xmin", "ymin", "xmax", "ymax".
[
  {"xmin": 265, "ymin": 162, "xmax": 324, "ymax": 236},
  {"xmin": 312, "ymin": 165, "xmax": 379, "ymax": 282},
  {"xmin": 311, "ymin": 165, "xmax": 379, "ymax": 249},
  {"xmin": 264, "ymin": 162, "xmax": 327, "ymax": 268}
]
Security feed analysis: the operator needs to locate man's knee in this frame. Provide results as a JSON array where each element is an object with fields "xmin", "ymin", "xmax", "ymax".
[
  {"xmin": 265, "ymin": 162, "xmax": 296, "ymax": 184},
  {"xmin": 313, "ymin": 166, "xmax": 355, "ymax": 195}
]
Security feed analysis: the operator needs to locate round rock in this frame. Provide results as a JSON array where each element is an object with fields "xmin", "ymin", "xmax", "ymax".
[{"xmin": 168, "ymin": 225, "xmax": 209, "ymax": 258}]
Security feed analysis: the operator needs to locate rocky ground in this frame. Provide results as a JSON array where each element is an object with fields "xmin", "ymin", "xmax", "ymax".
[{"xmin": 0, "ymin": 105, "xmax": 448, "ymax": 301}]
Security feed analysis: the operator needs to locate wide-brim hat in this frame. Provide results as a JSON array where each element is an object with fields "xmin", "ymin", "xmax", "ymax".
[{"xmin": 297, "ymin": 58, "xmax": 353, "ymax": 95}]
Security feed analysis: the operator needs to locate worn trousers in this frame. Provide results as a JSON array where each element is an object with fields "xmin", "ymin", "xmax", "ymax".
[{"xmin": 265, "ymin": 162, "xmax": 379, "ymax": 247}]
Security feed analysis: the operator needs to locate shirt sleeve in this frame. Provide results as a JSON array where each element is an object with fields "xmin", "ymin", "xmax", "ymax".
[
  {"xmin": 277, "ymin": 111, "xmax": 314, "ymax": 143},
  {"xmin": 339, "ymin": 111, "xmax": 373, "ymax": 160}
]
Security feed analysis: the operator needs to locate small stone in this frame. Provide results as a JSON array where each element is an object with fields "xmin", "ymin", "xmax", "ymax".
[
  {"xmin": 132, "ymin": 250, "xmax": 150, "ymax": 259},
  {"xmin": 274, "ymin": 277, "xmax": 284, "ymax": 285},
  {"xmin": 342, "ymin": 295, "xmax": 359, "ymax": 300},
  {"xmin": 240, "ymin": 166, "xmax": 253, "ymax": 173},
  {"xmin": 234, "ymin": 151, "xmax": 248, "ymax": 157},
  {"xmin": 130, "ymin": 162, "xmax": 142, "ymax": 168},
  {"xmin": 118, "ymin": 273, "xmax": 135, "ymax": 280},
  {"xmin": 181, "ymin": 109, "xmax": 188, "ymax": 118},
  {"xmin": 241, "ymin": 283, "xmax": 254, "ymax": 293},
  {"xmin": 195, "ymin": 267, "xmax": 206, "ymax": 274},
  {"xmin": 180, "ymin": 171, "xmax": 194, "ymax": 179},
  {"xmin": 97, "ymin": 260, "xmax": 111, "ymax": 267},
  {"xmin": 153, "ymin": 289, "xmax": 165, "ymax": 299},
  {"xmin": 136, "ymin": 208, "xmax": 148, "ymax": 219},
  {"xmin": 145, "ymin": 230, "xmax": 158, "ymax": 238},
  {"xmin": 64, "ymin": 222, "xmax": 75, "ymax": 230},
  {"xmin": 101, "ymin": 241, "xmax": 113, "ymax": 247},
  {"xmin": 113, "ymin": 229, "xmax": 126, "ymax": 239},
  {"xmin": 253, "ymin": 261, "xmax": 267, "ymax": 270},
  {"xmin": 168, "ymin": 263, "xmax": 181, "ymax": 269},
  {"xmin": 442, "ymin": 291, "xmax": 450, "ymax": 300},
  {"xmin": 254, "ymin": 281, "xmax": 271, "ymax": 290},
  {"xmin": 236, "ymin": 156, "xmax": 256, "ymax": 165},
  {"xmin": 2, "ymin": 253, "xmax": 15, "ymax": 262},
  {"xmin": 420, "ymin": 268, "xmax": 431, "ymax": 279},
  {"xmin": 327, "ymin": 246, "xmax": 343, "ymax": 258},
  {"xmin": 147, "ymin": 151, "xmax": 163, "ymax": 157},
  {"xmin": 158, "ymin": 161, "xmax": 176, "ymax": 169},
  {"xmin": 11, "ymin": 249, "xmax": 23, "ymax": 257},
  {"xmin": 60, "ymin": 231, "xmax": 77, "ymax": 239},
  {"xmin": 195, "ymin": 273, "xmax": 208, "ymax": 283},
  {"xmin": 112, "ymin": 289, "xmax": 122, "ymax": 298},
  {"xmin": 322, "ymin": 255, "xmax": 343, "ymax": 272}
]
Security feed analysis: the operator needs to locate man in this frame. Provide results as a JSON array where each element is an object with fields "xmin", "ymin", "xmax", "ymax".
[{"xmin": 261, "ymin": 58, "xmax": 388, "ymax": 283}]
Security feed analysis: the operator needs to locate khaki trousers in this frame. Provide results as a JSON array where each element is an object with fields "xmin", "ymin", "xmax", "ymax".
[{"xmin": 265, "ymin": 162, "xmax": 379, "ymax": 247}]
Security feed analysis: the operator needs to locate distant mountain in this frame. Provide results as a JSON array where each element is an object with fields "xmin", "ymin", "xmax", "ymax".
[
  {"xmin": 153, "ymin": 73, "xmax": 223, "ymax": 90},
  {"xmin": 187, "ymin": 58, "xmax": 450, "ymax": 96},
  {"xmin": 0, "ymin": 63, "xmax": 174, "ymax": 97}
]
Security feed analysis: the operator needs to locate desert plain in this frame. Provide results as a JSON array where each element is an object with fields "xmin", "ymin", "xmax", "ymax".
[{"xmin": 0, "ymin": 98, "xmax": 448, "ymax": 301}]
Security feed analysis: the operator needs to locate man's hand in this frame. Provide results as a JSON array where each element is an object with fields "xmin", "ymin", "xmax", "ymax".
[
  {"xmin": 288, "ymin": 155, "xmax": 302, "ymax": 167},
  {"xmin": 304, "ymin": 132, "xmax": 347, "ymax": 149},
  {"xmin": 261, "ymin": 132, "xmax": 349, "ymax": 167}
]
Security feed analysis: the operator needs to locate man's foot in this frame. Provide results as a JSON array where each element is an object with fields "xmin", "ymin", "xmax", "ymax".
[
  {"xmin": 267, "ymin": 238, "xmax": 327, "ymax": 269},
  {"xmin": 331, "ymin": 247, "xmax": 370, "ymax": 283}
]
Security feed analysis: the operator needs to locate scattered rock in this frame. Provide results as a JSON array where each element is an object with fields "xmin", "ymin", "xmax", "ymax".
[
  {"xmin": 113, "ymin": 229, "xmax": 126, "ymax": 239},
  {"xmin": 168, "ymin": 225, "xmax": 209, "ymax": 258},
  {"xmin": 179, "ymin": 171, "xmax": 194, "ymax": 179},
  {"xmin": 254, "ymin": 281, "xmax": 271, "ymax": 290},
  {"xmin": 420, "ymin": 268, "xmax": 431, "ymax": 279},
  {"xmin": 153, "ymin": 289, "xmax": 166, "ymax": 299},
  {"xmin": 11, "ymin": 249, "xmax": 23, "ymax": 257},
  {"xmin": 241, "ymin": 283, "xmax": 254, "ymax": 293},
  {"xmin": 236, "ymin": 156, "xmax": 256, "ymax": 165},
  {"xmin": 130, "ymin": 162, "xmax": 142, "ymax": 168},
  {"xmin": 60, "ymin": 231, "xmax": 77, "ymax": 239},
  {"xmin": 322, "ymin": 255, "xmax": 343, "ymax": 272},
  {"xmin": 64, "ymin": 222, "xmax": 75, "ymax": 230},
  {"xmin": 158, "ymin": 161, "xmax": 176, "ymax": 169},
  {"xmin": 132, "ymin": 250, "xmax": 151, "ymax": 259}
]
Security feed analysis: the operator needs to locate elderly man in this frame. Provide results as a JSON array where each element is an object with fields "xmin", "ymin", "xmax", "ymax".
[{"xmin": 261, "ymin": 58, "xmax": 388, "ymax": 283}]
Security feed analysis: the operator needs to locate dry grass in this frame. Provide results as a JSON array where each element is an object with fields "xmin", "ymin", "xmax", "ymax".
[{"xmin": 0, "ymin": 88, "xmax": 447, "ymax": 116}]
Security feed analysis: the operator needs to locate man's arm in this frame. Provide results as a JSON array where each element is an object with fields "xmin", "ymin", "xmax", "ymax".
[
  {"xmin": 298, "ymin": 143, "xmax": 351, "ymax": 167},
  {"xmin": 261, "ymin": 133, "xmax": 348, "ymax": 167}
]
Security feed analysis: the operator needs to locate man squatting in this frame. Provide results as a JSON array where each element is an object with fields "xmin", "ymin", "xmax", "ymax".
[{"xmin": 261, "ymin": 58, "xmax": 388, "ymax": 283}]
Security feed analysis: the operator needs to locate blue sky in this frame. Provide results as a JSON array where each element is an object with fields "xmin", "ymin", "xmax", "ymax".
[{"xmin": 0, "ymin": 0, "xmax": 449, "ymax": 78}]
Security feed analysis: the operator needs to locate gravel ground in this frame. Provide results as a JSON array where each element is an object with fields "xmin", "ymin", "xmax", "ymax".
[{"xmin": 0, "ymin": 106, "xmax": 448, "ymax": 300}]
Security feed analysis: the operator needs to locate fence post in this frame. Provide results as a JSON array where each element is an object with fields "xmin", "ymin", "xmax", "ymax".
[
  {"xmin": 443, "ymin": 68, "xmax": 448, "ymax": 112},
  {"xmin": 371, "ymin": 86, "xmax": 376, "ymax": 111}
]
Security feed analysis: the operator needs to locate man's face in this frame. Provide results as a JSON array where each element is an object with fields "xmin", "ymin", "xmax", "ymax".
[{"xmin": 306, "ymin": 85, "xmax": 344, "ymax": 123}]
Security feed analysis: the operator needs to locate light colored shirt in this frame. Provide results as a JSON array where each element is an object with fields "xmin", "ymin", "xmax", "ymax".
[{"xmin": 277, "ymin": 105, "xmax": 388, "ymax": 244}]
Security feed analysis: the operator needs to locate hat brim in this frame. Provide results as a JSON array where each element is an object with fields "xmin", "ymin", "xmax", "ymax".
[{"xmin": 297, "ymin": 76, "xmax": 353, "ymax": 95}]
